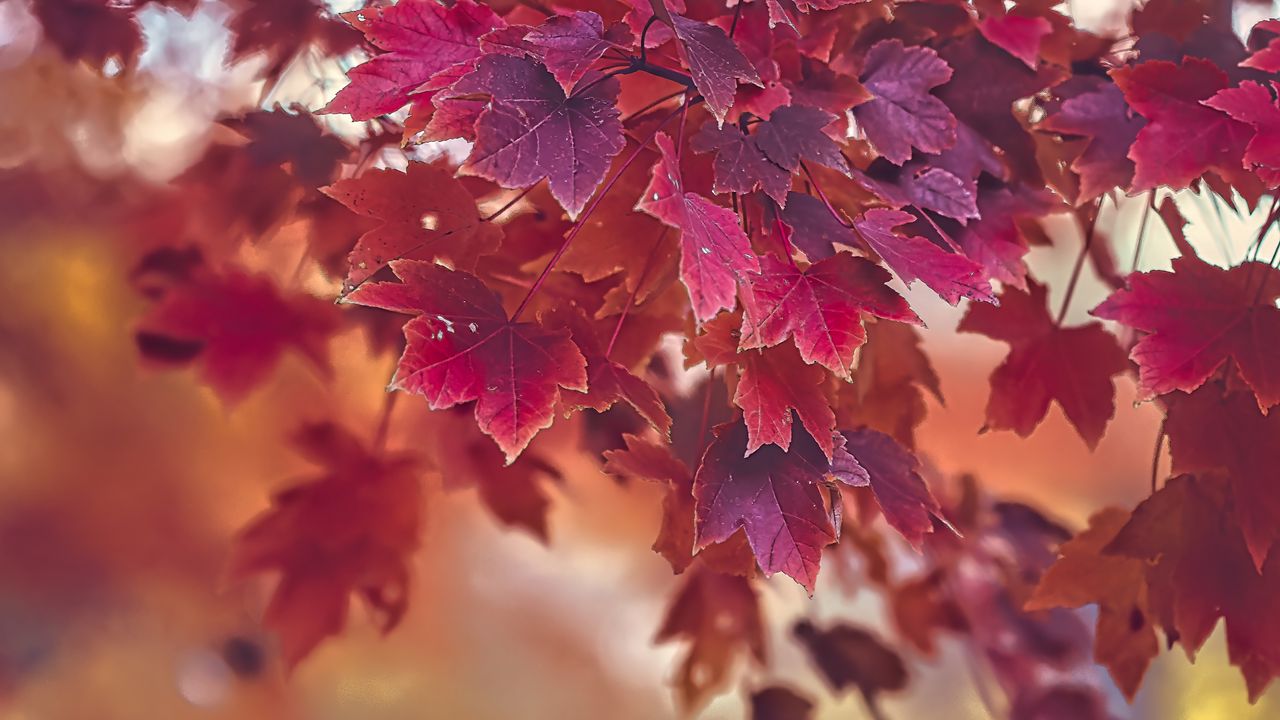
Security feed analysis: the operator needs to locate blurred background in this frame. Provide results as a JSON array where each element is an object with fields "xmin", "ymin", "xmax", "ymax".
[{"xmin": 2, "ymin": 0, "xmax": 1280, "ymax": 718}]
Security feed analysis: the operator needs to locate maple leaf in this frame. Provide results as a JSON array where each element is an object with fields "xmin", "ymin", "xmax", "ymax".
[
  {"xmin": 1111, "ymin": 58, "xmax": 1252, "ymax": 191},
  {"xmin": 638, "ymin": 132, "xmax": 760, "ymax": 322},
  {"xmin": 223, "ymin": 107, "xmax": 349, "ymax": 189},
  {"xmin": 457, "ymin": 55, "xmax": 625, "ymax": 220},
  {"xmin": 979, "ymin": 14, "xmax": 1052, "ymax": 69},
  {"xmin": 604, "ymin": 433, "xmax": 695, "ymax": 572},
  {"xmin": 836, "ymin": 321, "xmax": 943, "ymax": 450},
  {"xmin": 135, "ymin": 267, "xmax": 338, "ymax": 404},
  {"xmin": 523, "ymin": 11, "xmax": 632, "ymax": 93},
  {"xmin": 691, "ymin": 105, "xmax": 847, "ymax": 205},
  {"xmin": 751, "ymin": 105, "xmax": 849, "ymax": 177},
  {"xmin": 229, "ymin": 422, "xmax": 421, "ymax": 668},
  {"xmin": 793, "ymin": 620, "xmax": 908, "ymax": 702},
  {"xmin": 664, "ymin": 11, "xmax": 762, "ymax": 125},
  {"xmin": 1243, "ymin": 19, "xmax": 1280, "ymax": 72},
  {"xmin": 322, "ymin": 163, "xmax": 502, "ymax": 293},
  {"xmin": 694, "ymin": 419, "xmax": 867, "ymax": 592},
  {"xmin": 853, "ymin": 208, "xmax": 994, "ymax": 305},
  {"xmin": 691, "ymin": 121, "xmax": 793, "ymax": 204},
  {"xmin": 320, "ymin": 0, "xmax": 499, "ymax": 120},
  {"xmin": 1091, "ymin": 255, "xmax": 1280, "ymax": 411},
  {"xmin": 321, "ymin": 0, "xmax": 503, "ymax": 121},
  {"xmin": 1038, "ymin": 80, "xmax": 1145, "ymax": 204},
  {"xmin": 1203, "ymin": 80, "xmax": 1280, "ymax": 187},
  {"xmin": 695, "ymin": 316, "xmax": 836, "ymax": 459},
  {"xmin": 841, "ymin": 428, "xmax": 944, "ymax": 548},
  {"xmin": 853, "ymin": 39, "xmax": 957, "ymax": 165},
  {"xmin": 959, "ymin": 279, "xmax": 1128, "ymax": 448},
  {"xmin": 230, "ymin": 0, "xmax": 361, "ymax": 77},
  {"xmin": 935, "ymin": 34, "xmax": 1064, "ymax": 181},
  {"xmin": 549, "ymin": 304, "xmax": 671, "ymax": 435},
  {"xmin": 344, "ymin": 260, "xmax": 587, "ymax": 463},
  {"xmin": 1105, "ymin": 474, "xmax": 1280, "ymax": 700},
  {"xmin": 655, "ymin": 566, "xmax": 766, "ymax": 710},
  {"xmin": 1028, "ymin": 508, "xmax": 1157, "ymax": 699},
  {"xmin": 430, "ymin": 413, "xmax": 562, "ymax": 540},
  {"xmin": 1164, "ymin": 385, "xmax": 1280, "ymax": 569},
  {"xmin": 890, "ymin": 570, "xmax": 968, "ymax": 655},
  {"xmin": 750, "ymin": 686, "xmax": 814, "ymax": 720},
  {"xmin": 738, "ymin": 253, "xmax": 920, "ymax": 379},
  {"xmin": 31, "ymin": 0, "xmax": 143, "ymax": 70}
]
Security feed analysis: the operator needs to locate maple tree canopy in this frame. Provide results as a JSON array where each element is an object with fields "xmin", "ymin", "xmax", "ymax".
[{"xmin": 14, "ymin": 0, "xmax": 1280, "ymax": 715}]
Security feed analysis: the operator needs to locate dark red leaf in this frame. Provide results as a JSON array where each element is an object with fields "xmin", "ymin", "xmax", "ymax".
[
  {"xmin": 344, "ymin": 260, "xmax": 588, "ymax": 463},
  {"xmin": 322, "ymin": 163, "xmax": 502, "ymax": 293},
  {"xmin": 668, "ymin": 12, "xmax": 763, "ymax": 125},
  {"xmin": 738, "ymin": 253, "xmax": 921, "ymax": 378},
  {"xmin": 1091, "ymin": 255, "xmax": 1280, "ymax": 412},
  {"xmin": 230, "ymin": 423, "xmax": 420, "ymax": 668},
  {"xmin": 524, "ymin": 11, "xmax": 633, "ymax": 92},
  {"xmin": 959, "ymin": 279, "xmax": 1128, "ymax": 447}
]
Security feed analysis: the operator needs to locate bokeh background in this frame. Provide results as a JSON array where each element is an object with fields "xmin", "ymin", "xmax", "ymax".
[{"xmin": 2, "ymin": 0, "xmax": 1279, "ymax": 718}]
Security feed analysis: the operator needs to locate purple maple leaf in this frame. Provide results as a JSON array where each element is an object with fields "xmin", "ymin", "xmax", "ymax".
[
  {"xmin": 853, "ymin": 39, "xmax": 958, "ymax": 165},
  {"xmin": 458, "ymin": 55, "xmax": 624, "ymax": 220},
  {"xmin": 669, "ymin": 13, "xmax": 762, "ymax": 125}
]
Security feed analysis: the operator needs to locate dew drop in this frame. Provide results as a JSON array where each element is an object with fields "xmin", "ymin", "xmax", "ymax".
[{"xmin": 700, "ymin": 247, "xmax": 711, "ymax": 255}]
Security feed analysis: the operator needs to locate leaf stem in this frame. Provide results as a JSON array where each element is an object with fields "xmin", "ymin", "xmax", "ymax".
[
  {"xmin": 1128, "ymin": 192, "xmax": 1155, "ymax": 273},
  {"xmin": 510, "ymin": 102, "xmax": 690, "ymax": 322},
  {"xmin": 1054, "ymin": 197, "xmax": 1104, "ymax": 327},
  {"xmin": 773, "ymin": 209, "xmax": 800, "ymax": 269},
  {"xmin": 605, "ymin": 230, "xmax": 666, "ymax": 358},
  {"xmin": 800, "ymin": 161, "xmax": 854, "ymax": 228},
  {"xmin": 480, "ymin": 184, "xmax": 537, "ymax": 222},
  {"xmin": 1150, "ymin": 418, "xmax": 1165, "ymax": 495},
  {"xmin": 639, "ymin": 16, "xmax": 659, "ymax": 64},
  {"xmin": 622, "ymin": 89, "xmax": 686, "ymax": 124},
  {"xmin": 373, "ymin": 391, "xmax": 399, "ymax": 453}
]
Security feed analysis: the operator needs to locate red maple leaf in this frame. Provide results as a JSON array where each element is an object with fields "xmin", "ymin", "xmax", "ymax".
[
  {"xmin": 549, "ymin": 304, "xmax": 671, "ymax": 435},
  {"xmin": 978, "ymin": 14, "xmax": 1052, "ymax": 69},
  {"xmin": 662, "ymin": 9, "xmax": 762, "ymax": 125},
  {"xmin": 695, "ymin": 316, "xmax": 836, "ymax": 459},
  {"xmin": 738, "ymin": 253, "xmax": 920, "ymax": 379},
  {"xmin": 321, "ymin": 0, "xmax": 503, "ymax": 121},
  {"xmin": 344, "ymin": 260, "xmax": 587, "ymax": 463},
  {"xmin": 1203, "ymin": 80, "xmax": 1280, "ymax": 187},
  {"xmin": 1111, "ymin": 57, "xmax": 1252, "ymax": 191},
  {"xmin": 638, "ymin": 132, "xmax": 760, "ymax": 322},
  {"xmin": 604, "ymin": 433, "xmax": 695, "ymax": 572},
  {"xmin": 229, "ymin": 422, "xmax": 421, "ymax": 668},
  {"xmin": 1165, "ymin": 385, "xmax": 1280, "ymax": 569},
  {"xmin": 853, "ymin": 39, "xmax": 957, "ymax": 165},
  {"xmin": 1105, "ymin": 474, "xmax": 1280, "ymax": 700},
  {"xmin": 322, "ymin": 162, "xmax": 502, "ymax": 293},
  {"xmin": 959, "ymin": 278, "xmax": 1128, "ymax": 448},
  {"xmin": 135, "ymin": 267, "xmax": 338, "ymax": 403},
  {"xmin": 793, "ymin": 620, "xmax": 908, "ymax": 702},
  {"xmin": 655, "ymin": 566, "xmax": 766, "ymax": 709},
  {"xmin": 853, "ymin": 208, "xmax": 994, "ymax": 305},
  {"xmin": 1091, "ymin": 255, "xmax": 1280, "ymax": 412}
]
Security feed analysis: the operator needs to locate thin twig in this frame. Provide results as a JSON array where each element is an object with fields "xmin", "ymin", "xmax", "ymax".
[
  {"xmin": 1055, "ymin": 197, "xmax": 1105, "ymax": 326},
  {"xmin": 605, "ymin": 231, "xmax": 667, "ymax": 358},
  {"xmin": 480, "ymin": 184, "xmax": 537, "ymax": 222},
  {"xmin": 510, "ymin": 102, "xmax": 692, "ymax": 321}
]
